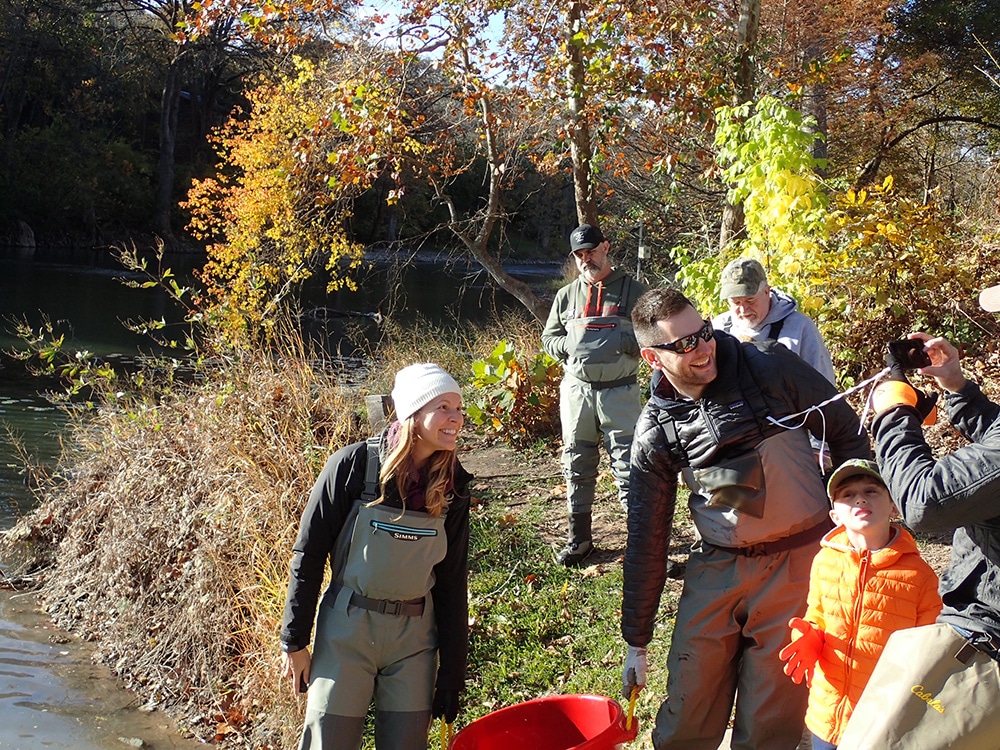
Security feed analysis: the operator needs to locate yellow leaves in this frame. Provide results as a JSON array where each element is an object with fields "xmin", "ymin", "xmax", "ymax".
[
  {"xmin": 800, "ymin": 295, "xmax": 827, "ymax": 315},
  {"xmin": 185, "ymin": 60, "xmax": 380, "ymax": 334}
]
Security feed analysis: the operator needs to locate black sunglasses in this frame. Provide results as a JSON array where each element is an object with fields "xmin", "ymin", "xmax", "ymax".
[{"xmin": 647, "ymin": 320, "xmax": 714, "ymax": 354}]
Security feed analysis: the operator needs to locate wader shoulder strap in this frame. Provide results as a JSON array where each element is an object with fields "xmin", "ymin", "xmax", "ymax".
[
  {"xmin": 361, "ymin": 436, "xmax": 382, "ymax": 503},
  {"xmin": 612, "ymin": 275, "xmax": 634, "ymax": 315},
  {"xmin": 735, "ymin": 346, "xmax": 774, "ymax": 438},
  {"xmin": 663, "ymin": 415, "xmax": 689, "ymax": 467}
]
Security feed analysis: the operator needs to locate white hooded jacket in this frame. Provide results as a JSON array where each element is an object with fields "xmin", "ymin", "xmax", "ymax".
[{"xmin": 713, "ymin": 288, "xmax": 835, "ymax": 383}]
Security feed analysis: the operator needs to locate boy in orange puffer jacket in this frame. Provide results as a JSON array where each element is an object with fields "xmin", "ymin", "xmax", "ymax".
[{"xmin": 779, "ymin": 458, "xmax": 942, "ymax": 749}]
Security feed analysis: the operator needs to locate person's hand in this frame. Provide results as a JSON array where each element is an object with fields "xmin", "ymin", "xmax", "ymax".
[
  {"xmin": 281, "ymin": 647, "xmax": 311, "ymax": 696},
  {"xmin": 432, "ymin": 689, "xmax": 460, "ymax": 724},
  {"xmin": 873, "ymin": 340, "xmax": 938, "ymax": 423},
  {"xmin": 911, "ymin": 333, "xmax": 967, "ymax": 393},
  {"xmin": 621, "ymin": 645, "xmax": 647, "ymax": 699},
  {"xmin": 778, "ymin": 617, "xmax": 823, "ymax": 688}
]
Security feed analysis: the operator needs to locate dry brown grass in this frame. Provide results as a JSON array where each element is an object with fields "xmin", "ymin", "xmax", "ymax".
[{"xmin": 1, "ymin": 320, "xmax": 372, "ymax": 746}]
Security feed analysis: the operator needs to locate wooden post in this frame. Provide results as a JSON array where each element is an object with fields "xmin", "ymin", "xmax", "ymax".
[{"xmin": 366, "ymin": 394, "xmax": 393, "ymax": 433}]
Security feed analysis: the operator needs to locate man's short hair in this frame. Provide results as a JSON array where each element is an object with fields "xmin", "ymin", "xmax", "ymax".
[
  {"xmin": 631, "ymin": 288, "xmax": 698, "ymax": 347},
  {"xmin": 720, "ymin": 258, "xmax": 768, "ymax": 299}
]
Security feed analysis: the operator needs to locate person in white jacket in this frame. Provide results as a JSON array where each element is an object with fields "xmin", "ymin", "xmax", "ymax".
[{"xmin": 713, "ymin": 257, "xmax": 836, "ymax": 384}]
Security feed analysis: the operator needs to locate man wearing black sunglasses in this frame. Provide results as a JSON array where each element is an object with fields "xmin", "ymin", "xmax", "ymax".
[
  {"xmin": 542, "ymin": 223, "xmax": 649, "ymax": 566},
  {"xmin": 619, "ymin": 287, "xmax": 870, "ymax": 750}
]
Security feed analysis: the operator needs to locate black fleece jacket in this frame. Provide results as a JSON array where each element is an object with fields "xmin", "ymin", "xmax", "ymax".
[{"xmin": 622, "ymin": 333, "xmax": 870, "ymax": 647}]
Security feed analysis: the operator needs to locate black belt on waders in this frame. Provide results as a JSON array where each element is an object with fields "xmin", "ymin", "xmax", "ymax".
[
  {"xmin": 582, "ymin": 375, "xmax": 637, "ymax": 390},
  {"xmin": 707, "ymin": 520, "xmax": 831, "ymax": 557},
  {"xmin": 349, "ymin": 591, "xmax": 426, "ymax": 617}
]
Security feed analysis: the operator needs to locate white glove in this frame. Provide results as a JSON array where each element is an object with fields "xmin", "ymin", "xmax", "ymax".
[{"xmin": 621, "ymin": 645, "xmax": 647, "ymax": 699}]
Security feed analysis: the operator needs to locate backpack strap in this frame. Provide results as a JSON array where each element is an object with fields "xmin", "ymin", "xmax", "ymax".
[
  {"xmin": 361, "ymin": 435, "xmax": 382, "ymax": 504},
  {"xmin": 768, "ymin": 317, "xmax": 785, "ymax": 341},
  {"xmin": 662, "ymin": 414, "xmax": 689, "ymax": 467}
]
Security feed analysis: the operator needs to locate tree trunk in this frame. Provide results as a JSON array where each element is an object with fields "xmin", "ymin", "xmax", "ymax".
[
  {"xmin": 153, "ymin": 55, "xmax": 183, "ymax": 240},
  {"xmin": 719, "ymin": 202, "xmax": 746, "ymax": 249},
  {"xmin": 567, "ymin": 1, "xmax": 597, "ymax": 226},
  {"xmin": 720, "ymin": 0, "xmax": 760, "ymax": 250},
  {"xmin": 433, "ymin": 36, "xmax": 552, "ymax": 324},
  {"xmin": 462, "ymin": 239, "xmax": 551, "ymax": 322},
  {"xmin": 804, "ymin": 41, "xmax": 828, "ymax": 177}
]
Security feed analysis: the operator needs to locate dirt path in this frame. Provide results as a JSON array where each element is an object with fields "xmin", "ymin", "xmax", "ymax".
[{"xmin": 458, "ymin": 434, "xmax": 695, "ymax": 574}]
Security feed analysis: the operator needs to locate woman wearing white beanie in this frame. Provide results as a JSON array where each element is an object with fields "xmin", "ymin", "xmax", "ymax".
[{"xmin": 280, "ymin": 363, "xmax": 471, "ymax": 749}]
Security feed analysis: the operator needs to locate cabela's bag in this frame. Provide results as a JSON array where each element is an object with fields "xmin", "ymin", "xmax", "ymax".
[{"xmin": 837, "ymin": 623, "xmax": 1000, "ymax": 749}]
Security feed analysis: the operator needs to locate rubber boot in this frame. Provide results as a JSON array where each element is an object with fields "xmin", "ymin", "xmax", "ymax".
[
  {"xmin": 556, "ymin": 512, "xmax": 593, "ymax": 567},
  {"xmin": 299, "ymin": 710, "xmax": 365, "ymax": 750}
]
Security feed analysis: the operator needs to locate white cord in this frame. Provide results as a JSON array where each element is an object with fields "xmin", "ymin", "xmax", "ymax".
[
  {"xmin": 765, "ymin": 367, "xmax": 890, "ymax": 470},
  {"xmin": 766, "ymin": 367, "xmax": 889, "ymax": 430}
]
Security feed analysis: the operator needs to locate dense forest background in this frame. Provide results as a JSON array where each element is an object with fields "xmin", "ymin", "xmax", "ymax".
[{"xmin": 4, "ymin": 1, "xmax": 999, "ymax": 275}]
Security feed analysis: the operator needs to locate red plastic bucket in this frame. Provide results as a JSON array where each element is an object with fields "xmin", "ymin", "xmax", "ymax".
[{"xmin": 448, "ymin": 694, "xmax": 639, "ymax": 750}]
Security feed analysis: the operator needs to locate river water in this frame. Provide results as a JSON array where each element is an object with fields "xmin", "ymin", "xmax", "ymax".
[
  {"xmin": 0, "ymin": 246, "xmax": 557, "ymax": 522},
  {"xmin": 0, "ymin": 589, "xmax": 207, "ymax": 749},
  {"xmin": 0, "ymin": 246, "xmax": 557, "ymax": 748}
]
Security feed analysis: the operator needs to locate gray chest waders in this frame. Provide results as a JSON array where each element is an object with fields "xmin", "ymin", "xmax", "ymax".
[
  {"xmin": 671, "ymin": 364, "xmax": 829, "ymax": 548},
  {"xmin": 306, "ymin": 437, "xmax": 448, "ymax": 722}
]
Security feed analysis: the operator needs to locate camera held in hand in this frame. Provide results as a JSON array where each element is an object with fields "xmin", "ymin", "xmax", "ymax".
[{"xmin": 888, "ymin": 339, "xmax": 931, "ymax": 371}]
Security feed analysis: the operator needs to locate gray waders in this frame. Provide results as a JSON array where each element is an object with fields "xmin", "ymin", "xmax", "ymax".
[
  {"xmin": 557, "ymin": 376, "xmax": 640, "ymax": 566},
  {"xmin": 300, "ymin": 439, "xmax": 448, "ymax": 750}
]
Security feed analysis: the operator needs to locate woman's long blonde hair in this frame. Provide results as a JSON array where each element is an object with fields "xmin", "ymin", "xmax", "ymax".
[{"xmin": 376, "ymin": 417, "xmax": 456, "ymax": 517}]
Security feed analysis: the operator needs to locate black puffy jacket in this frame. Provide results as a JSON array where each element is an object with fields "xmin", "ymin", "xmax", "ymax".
[
  {"xmin": 872, "ymin": 379, "xmax": 1000, "ymax": 640},
  {"xmin": 622, "ymin": 333, "xmax": 870, "ymax": 647}
]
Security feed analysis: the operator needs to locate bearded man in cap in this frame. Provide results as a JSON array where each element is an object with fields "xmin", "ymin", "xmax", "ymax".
[
  {"xmin": 542, "ymin": 224, "xmax": 649, "ymax": 566},
  {"xmin": 713, "ymin": 257, "xmax": 835, "ymax": 383}
]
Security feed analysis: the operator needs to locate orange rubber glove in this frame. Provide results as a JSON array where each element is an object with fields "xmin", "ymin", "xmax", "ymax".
[{"xmin": 778, "ymin": 617, "xmax": 824, "ymax": 688}]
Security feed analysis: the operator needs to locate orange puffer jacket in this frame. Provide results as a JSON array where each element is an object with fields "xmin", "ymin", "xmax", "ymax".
[{"xmin": 803, "ymin": 524, "xmax": 942, "ymax": 745}]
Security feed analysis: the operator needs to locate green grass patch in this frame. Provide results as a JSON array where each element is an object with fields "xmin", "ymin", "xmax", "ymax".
[{"xmin": 457, "ymin": 487, "xmax": 680, "ymax": 748}]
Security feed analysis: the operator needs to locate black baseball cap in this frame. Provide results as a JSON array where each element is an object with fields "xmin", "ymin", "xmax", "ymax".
[{"xmin": 569, "ymin": 224, "xmax": 605, "ymax": 253}]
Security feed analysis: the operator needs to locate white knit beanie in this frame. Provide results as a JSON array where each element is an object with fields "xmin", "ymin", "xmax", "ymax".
[{"xmin": 390, "ymin": 363, "xmax": 461, "ymax": 422}]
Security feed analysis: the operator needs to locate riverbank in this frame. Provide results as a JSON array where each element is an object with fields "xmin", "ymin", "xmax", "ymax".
[{"xmin": 0, "ymin": 308, "xmax": 974, "ymax": 748}]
